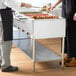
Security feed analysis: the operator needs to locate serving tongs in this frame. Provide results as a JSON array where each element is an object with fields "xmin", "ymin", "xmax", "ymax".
[
  {"xmin": 32, "ymin": 6, "xmax": 43, "ymax": 8},
  {"xmin": 32, "ymin": 6, "xmax": 49, "ymax": 13}
]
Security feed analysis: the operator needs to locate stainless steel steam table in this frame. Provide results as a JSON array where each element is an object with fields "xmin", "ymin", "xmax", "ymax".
[{"xmin": 14, "ymin": 14, "xmax": 66, "ymax": 72}]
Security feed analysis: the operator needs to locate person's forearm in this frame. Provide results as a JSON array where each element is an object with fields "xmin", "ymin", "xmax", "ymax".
[
  {"xmin": 52, "ymin": 0, "xmax": 63, "ymax": 9},
  {"xmin": 21, "ymin": 3, "xmax": 27, "ymax": 7},
  {"xmin": 21, "ymin": 2, "xmax": 32, "ymax": 8}
]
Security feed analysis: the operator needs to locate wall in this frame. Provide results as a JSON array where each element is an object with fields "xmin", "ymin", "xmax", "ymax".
[{"xmin": 18, "ymin": 0, "xmax": 57, "ymax": 6}]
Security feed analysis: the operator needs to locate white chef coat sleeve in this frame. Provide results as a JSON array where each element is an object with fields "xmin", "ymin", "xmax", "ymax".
[{"xmin": 4, "ymin": 0, "xmax": 21, "ymax": 11}]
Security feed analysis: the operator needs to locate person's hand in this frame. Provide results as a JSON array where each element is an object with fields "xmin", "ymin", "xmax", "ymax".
[
  {"xmin": 40, "ymin": 5, "xmax": 47, "ymax": 11},
  {"xmin": 73, "ymin": 13, "xmax": 76, "ymax": 21},
  {"xmin": 40, "ymin": 5, "xmax": 50, "ymax": 12},
  {"xmin": 21, "ymin": 3, "xmax": 32, "ymax": 8},
  {"xmin": 47, "ymin": 6, "xmax": 55, "ymax": 11},
  {"xmin": 45, "ymin": 7, "xmax": 51, "ymax": 12},
  {"xmin": 41, "ymin": 6, "xmax": 55, "ymax": 12}
]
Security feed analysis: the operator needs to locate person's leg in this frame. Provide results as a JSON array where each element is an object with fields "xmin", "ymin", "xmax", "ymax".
[
  {"xmin": 0, "ymin": 22, "xmax": 12, "ymax": 68},
  {"xmin": 0, "ymin": 40, "xmax": 12, "ymax": 69},
  {"xmin": 0, "ymin": 22, "xmax": 18, "ymax": 72},
  {"xmin": 67, "ymin": 21, "xmax": 76, "ymax": 58},
  {"xmin": 65, "ymin": 20, "xmax": 76, "ymax": 66},
  {"xmin": 0, "ymin": 40, "xmax": 18, "ymax": 72},
  {"xmin": 0, "ymin": 22, "xmax": 3, "ymax": 66}
]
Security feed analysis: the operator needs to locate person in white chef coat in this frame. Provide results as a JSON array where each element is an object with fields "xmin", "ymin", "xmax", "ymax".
[{"xmin": 0, "ymin": 0, "xmax": 32, "ymax": 72}]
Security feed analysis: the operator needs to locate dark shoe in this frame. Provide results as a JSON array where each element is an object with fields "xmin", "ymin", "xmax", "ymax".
[{"xmin": 1, "ymin": 66, "xmax": 18, "ymax": 72}]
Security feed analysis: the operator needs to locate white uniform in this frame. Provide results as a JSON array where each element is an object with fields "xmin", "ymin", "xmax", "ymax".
[
  {"xmin": 0, "ymin": 0, "xmax": 21, "ymax": 69},
  {"xmin": 0, "ymin": 0, "xmax": 21, "ymax": 21}
]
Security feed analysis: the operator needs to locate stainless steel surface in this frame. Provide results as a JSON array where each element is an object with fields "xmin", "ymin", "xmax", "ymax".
[
  {"xmin": 14, "ymin": 13, "xmax": 66, "ymax": 71},
  {"xmin": 61, "ymin": 37, "xmax": 65, "ymax": 68},
  {"xmin": 32, "ymin": 38, "xmax": 36, "ymax": 72},
  {"xmin": 13, "ymin": 39, "xmax": 61, "ymax": 62},
  {"xmin": 32, "ymin": 6, "xmax": 42, "ymax": 8}
]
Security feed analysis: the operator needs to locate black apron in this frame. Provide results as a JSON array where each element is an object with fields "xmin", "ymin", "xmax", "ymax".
[
  {"xmin": 62, "ymin": 0, "xmax": 76, "ymax": 57},
  {"xmin": 0, "ymin": 7, "xmax": 13, "ymax": 41}
]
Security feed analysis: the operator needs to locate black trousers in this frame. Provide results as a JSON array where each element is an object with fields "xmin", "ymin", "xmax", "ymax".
[
  {"xmin": 64, "ymin": 20, "xmax": 76, "ymax": 57},
  {"xmin": 62, "ymin": 0, "xmax": 76, "ymax": 58}
]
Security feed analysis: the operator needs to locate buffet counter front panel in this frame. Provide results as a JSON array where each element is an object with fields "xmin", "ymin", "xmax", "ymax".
[{"xmin": 14, "ymin": 17, "xmax": 66, "ymax": 39}]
